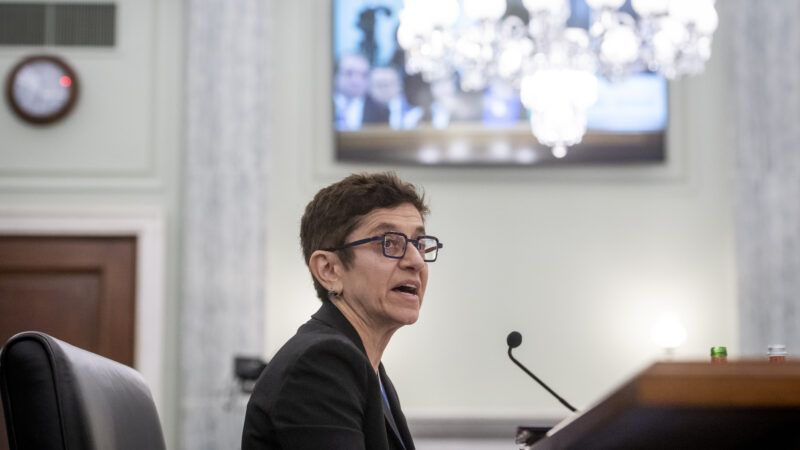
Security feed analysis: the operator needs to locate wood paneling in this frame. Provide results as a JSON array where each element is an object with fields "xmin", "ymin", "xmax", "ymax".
[
  {"xmin": 531, "ymin": 361, "xmax": 800, "ymax": 449},
  {"xmin": 0, "ymin": 271, "xmax": 101, "ymax": 352},
  {"xmin": 0, "ymin": 236, "xmax": 137, "ymax": 450}
]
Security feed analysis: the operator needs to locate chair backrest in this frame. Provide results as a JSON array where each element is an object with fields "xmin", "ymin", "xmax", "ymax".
[{"xmin": 0, "ymin": 331, "xmax": 165, "ymax": 450}]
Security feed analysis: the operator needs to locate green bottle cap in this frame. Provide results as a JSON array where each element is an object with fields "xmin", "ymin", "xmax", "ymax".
[{"xmin": 710, "ymin": 346, "xmax": 727, "ymax": 357}]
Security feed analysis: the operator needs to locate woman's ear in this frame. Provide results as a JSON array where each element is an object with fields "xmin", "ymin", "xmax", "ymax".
[{"xmin": 308, "ymin": 250, "xmax": 342, "ymax": 292}]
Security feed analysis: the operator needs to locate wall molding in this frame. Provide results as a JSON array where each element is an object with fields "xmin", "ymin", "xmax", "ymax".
[
  {"xmin": 0, "ymin": 206, "xmax": 167, "ymax": 415},
  {"xmin": 408, "ymin": 417, "xmax": 561, "ymax": 439}
]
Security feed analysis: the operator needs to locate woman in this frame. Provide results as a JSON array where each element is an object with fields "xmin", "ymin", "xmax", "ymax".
[{"xmin": 242, "ymin": 172, "xmax": 443, "ymax": 450}]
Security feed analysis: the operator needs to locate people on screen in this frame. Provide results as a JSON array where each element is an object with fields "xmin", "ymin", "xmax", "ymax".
[
  {"xmin": 334, "ymin": 53, "xmax": 514, "ymax": 131},
  {"xmin": 333, "ymin": 53, "xmax": 390, "ymax": 130},
  {"xmin": 422, "ymin": 76, "xmax": 482, "ymax": 129},
  {"xmin": 369, "ymin": 66, "xmax": 423, "ymax": 129}
]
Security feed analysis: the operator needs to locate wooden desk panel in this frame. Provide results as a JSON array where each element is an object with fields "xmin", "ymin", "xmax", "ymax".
[{"xmin": 531, "ymin": 362, "xmax": 800, "ymax": 450}]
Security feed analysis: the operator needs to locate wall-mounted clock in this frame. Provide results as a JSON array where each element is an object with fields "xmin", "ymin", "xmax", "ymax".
[{"xmin": 5, "ymin": 55, "xmax": 80, "ymax": 125}]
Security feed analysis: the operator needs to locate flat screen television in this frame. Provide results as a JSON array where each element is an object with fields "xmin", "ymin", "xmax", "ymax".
[{"xmin": 332, "ymin": 0, "xmax": 668, "ymax": 167}]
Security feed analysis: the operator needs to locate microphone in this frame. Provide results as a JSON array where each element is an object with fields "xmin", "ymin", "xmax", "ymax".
[{"xmin": 506, "ymin": 331, "xmax": 577, "ymax": 412}]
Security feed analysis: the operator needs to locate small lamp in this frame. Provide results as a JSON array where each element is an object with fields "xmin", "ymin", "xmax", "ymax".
[{"xmin": 650, "ymin": 315, "xmax": 687, "ymax": 358}]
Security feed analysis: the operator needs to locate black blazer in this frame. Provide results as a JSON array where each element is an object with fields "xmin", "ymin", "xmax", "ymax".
[{"xmin": 241, "ymin": 302, "xmax": 415, "ymax": 450}]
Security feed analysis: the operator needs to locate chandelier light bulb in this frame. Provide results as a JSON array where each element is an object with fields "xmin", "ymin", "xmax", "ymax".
[
  {"xmin": 400, "ymin": 0, "xmax": 431, "ymax": 26},
  {"xmin": 564, "ymin": 26, "xmax": 591, "ymax": 49},
  {"xmin": 463, "ymin": 0, "xmax": 507, "ymax": 21},
  {"xmin": 552, "ymin": 145, "xmax": 568, "ymax": 158},
  {"xmin": 693, "ymin": 4, "xmax": 719, "ymax": 35},
  {"xmin": 522, "ymin": 69, "xmax": 597, "ymax": 151},
  {"xmin": 519, "ymin": 73, "xmax": 542, "ymax": 108},
  {"xmin": 659, "ymin": 16, "xmax": 690, "ymax": 44},
  {"xmin": 427, "ymin": 0, "xmax": 460, "ymax": 27},
  {"xmin": 601, "ymin": 25, "xmax": 641, "ymax": 66},
  {"xmin": 668, "ymin": 0, "xmax": 717, "ymax": 34},
  {"xmin": 396, "ymin": 24, "xmax": 416, "ymax": 50},
  {"xmin": 667, "ymin": 0, "xmax": 700, "ymax": 25},
  {"xmin": 586, "ymin": 0, "xmax": 626, "ymax": 10},
  {"xmin": 631, "ymin": 0, "xmax": 669, "ymax": 16},
  {"xmin": 522, "ymin": 0, "xmax": 567, "ymax": 14},
  {"xmin": 528, "ymin": 101, "xmax": 588, "ymax": 153},
  {"xmin": 696, "ymin": 35, "xmax": 713, "ymax": 60},
  {"xmin": 456, "ymin": 39, "xmax": 483, "ymax": 60},
  {"xmin": 497, "ymin": 46, "xmax": 524, "ymax": 78},
  {"xmin": 651, "ymin": 18, "xmax": 688, "ymax": 75},
  {"xmin": 396, "ymin": 9, "xmax": 431, "ymax": 48}
]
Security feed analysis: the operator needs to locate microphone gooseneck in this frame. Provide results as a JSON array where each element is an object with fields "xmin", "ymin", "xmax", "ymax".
[{"xmin": 506, "ymin": 331, "xmax": 577, "ymax": 413}]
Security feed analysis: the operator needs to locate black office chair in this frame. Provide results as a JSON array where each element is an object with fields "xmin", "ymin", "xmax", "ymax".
[{"xmin": 0, "ymin": 331, "xmax": 165, "ymax": 450}]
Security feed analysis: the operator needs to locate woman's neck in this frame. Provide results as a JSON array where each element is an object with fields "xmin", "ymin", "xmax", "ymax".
[{"xmin": 331, "ymin": 298, "xmax": 397, "ymax": 372}]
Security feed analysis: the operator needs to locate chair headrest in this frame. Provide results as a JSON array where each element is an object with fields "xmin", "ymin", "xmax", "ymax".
[{"xmin": 0, "ymin": 331, "xmax": 165, "ymax": 450}]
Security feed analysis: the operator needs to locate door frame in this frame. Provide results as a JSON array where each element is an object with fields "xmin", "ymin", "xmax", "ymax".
[{"xmin": 0, "ymin": 207, "xmax": 166, "ymax": 414}]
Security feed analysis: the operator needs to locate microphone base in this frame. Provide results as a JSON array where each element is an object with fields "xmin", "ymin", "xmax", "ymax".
[{"xmin": 516, "ymin": 426, "xmax": 551, "ymax": 448}]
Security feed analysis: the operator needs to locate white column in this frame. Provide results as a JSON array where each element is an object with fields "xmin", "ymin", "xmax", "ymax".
[
  {"xmin": 727, "ymin": 1, "xmax": 800, "ymax": 356},
  {"xmin": 181, "ymin": 1, "xmax": 270, "ymax": 448}
]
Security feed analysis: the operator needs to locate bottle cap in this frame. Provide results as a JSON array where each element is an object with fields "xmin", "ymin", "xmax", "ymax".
[
  {"xmin": 710, "ymin": 346, "xmax": 727, "ymax": 357},
  {"xmin": 767, "ymin": 344, "xmax": 787, "ymax": 356}
]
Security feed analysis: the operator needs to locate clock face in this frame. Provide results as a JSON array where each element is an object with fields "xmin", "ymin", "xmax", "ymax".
[{"xmin": 5, "ymin": 55, "xmax": 79, "ymax": 125}]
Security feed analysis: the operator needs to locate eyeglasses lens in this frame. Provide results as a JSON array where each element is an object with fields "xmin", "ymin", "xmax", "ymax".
[
  {"xmin": 383, "ymin": 234, "xmax": 406, "ymax": 257},
  {"xmin": 419, "ymin": 237, "xmax": 438, "ymax": 262},
  {"xmin": 381, "ymin": 234, "xmax": 439, "ymax": 261}
]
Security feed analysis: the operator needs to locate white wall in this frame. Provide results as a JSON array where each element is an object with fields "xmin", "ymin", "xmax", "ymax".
[
  {"xmin": 0, "ymin": 0, "xmax": 183, "ymax": 447},
  {"xmin": 264, "ymin": 0, "xmax": 736, "ymax": 434}
]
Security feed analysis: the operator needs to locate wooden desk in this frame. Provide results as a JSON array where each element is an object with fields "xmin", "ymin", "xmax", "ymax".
[{"xmin": 530, "ymin": 361, "xmax": 800, "ymax": 449}]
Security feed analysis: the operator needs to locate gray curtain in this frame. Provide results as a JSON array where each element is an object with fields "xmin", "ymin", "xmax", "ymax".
[
  {"xmin": 181, "ymin": 1, "xmax": 270, "ymax": 448},
  {"xmin": 728, "ymin": 1, "xmax": 800, "ymax": 356}
]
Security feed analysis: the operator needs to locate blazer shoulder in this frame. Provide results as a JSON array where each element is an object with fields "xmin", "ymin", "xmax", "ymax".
[
  {"xmin": 291, "ymin": 331, "xmax": 369, "ymax": 376},
  {"xmin": 272, "ymin": 332, "xmax": 374, "ymax": 418},
  {"xmin": 266, "ymin": 327, "xmax": 371, "ymax": 385},
  {"xmin": 293, "ymin": 324, "xmax": 365, "ymax": 357}
]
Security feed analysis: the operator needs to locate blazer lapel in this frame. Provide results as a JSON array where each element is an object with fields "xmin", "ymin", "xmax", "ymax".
[
  {"xmin": 312, "ymin": 303, "xmax": 414, "ymax": 449},
  {"xmin": 380, "ymin": 365, "xmax": 414, "ymax": 450}
]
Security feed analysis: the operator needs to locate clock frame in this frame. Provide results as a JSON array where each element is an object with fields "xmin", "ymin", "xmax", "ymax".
[{"xmin": 5, "ymin": 54, "xmax": 80, "ymax": 125}]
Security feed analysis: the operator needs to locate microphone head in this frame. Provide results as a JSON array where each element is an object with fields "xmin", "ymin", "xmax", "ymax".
[{"xmin": 507, "ymin": 331, "xmax": 522, "ymax": 349}]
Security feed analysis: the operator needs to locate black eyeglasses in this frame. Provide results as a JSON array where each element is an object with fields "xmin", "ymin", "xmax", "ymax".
[{"xmin": 326, "ymin": 232, "xmax": 443, "ymax": 262}]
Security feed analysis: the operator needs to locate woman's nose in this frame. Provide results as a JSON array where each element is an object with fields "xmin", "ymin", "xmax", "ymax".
[{"xmin": 401, "ymin": 242, "xmax": 426, "ymax": 268}]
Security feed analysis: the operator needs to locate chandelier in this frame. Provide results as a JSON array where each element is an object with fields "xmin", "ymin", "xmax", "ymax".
[{"xmin": 396, "ymin": 0, "xmax": 718, "ymax": 157}]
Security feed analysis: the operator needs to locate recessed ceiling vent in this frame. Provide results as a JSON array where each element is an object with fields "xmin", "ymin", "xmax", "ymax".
[{"xmin": 0, "ymin": 2, "xmax": 116, "ymax": 47}]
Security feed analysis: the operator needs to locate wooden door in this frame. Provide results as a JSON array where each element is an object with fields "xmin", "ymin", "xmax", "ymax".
[{"xmin": 0, "ymin": 236, "xmax": 137, "ymax": 450}]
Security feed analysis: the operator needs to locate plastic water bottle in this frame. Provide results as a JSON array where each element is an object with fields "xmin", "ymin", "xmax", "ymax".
[{"xmin": 767, "ymin": 344, "xmax": 787, "ymax": 363}]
